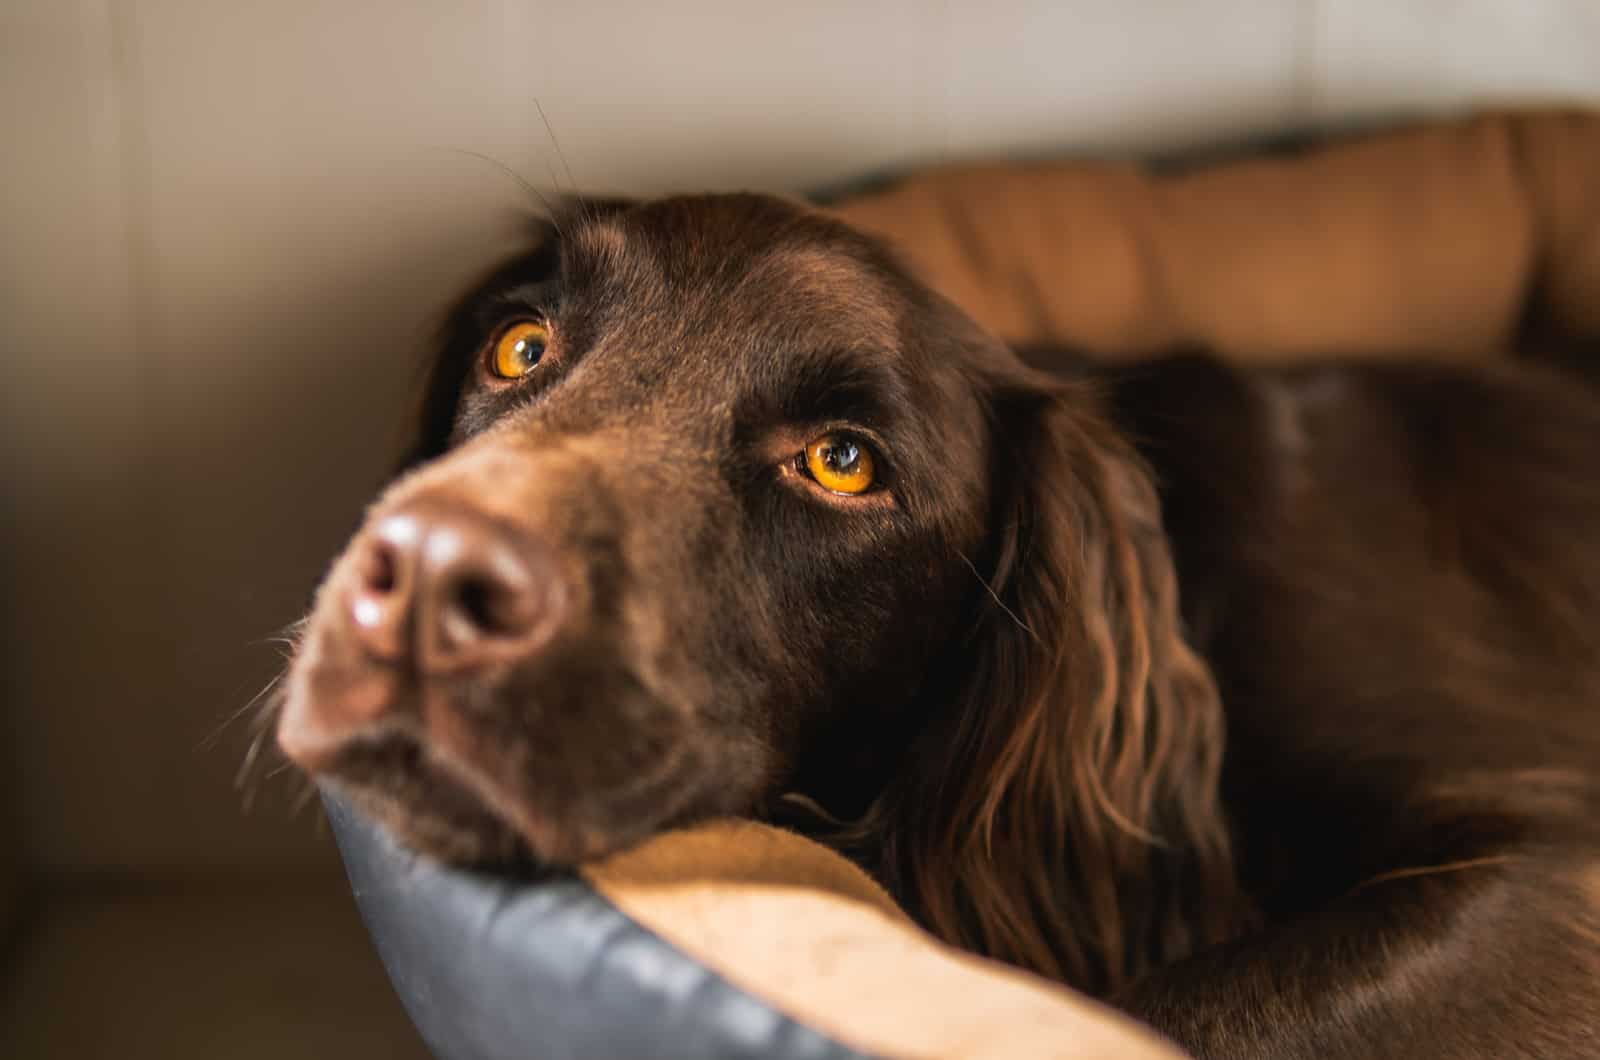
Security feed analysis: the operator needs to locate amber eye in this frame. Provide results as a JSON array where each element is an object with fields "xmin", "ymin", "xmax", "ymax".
[
  {"xmin": 490, "ymin": 320, "xmax": 549, "ymax": 379},
  {"xmin": 803, "ymin": 433, "xmax": 877, "ymax": 495}
]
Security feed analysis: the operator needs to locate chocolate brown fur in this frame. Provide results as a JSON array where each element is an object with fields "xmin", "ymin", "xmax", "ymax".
[{"xmin": 279, "ymin": 194, "xmax": 1600, "ymax": 1058}]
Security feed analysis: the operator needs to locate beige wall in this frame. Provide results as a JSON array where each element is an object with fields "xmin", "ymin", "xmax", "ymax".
[{"xmin": 4, "ymin": 0, "xmax": 1599, "ymax": 882}]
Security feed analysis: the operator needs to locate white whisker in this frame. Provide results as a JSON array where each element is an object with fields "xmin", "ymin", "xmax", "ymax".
[{"xmin": 958, "ymin": 550, "xmax": 1037, "ymax": 641}]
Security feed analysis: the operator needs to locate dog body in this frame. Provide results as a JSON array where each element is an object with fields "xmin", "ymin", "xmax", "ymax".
[
  {"xmin": 1096, "ymin": 354, "xmax": 1600, "ymax": 1055},
  {"xmin": 277, "ymin": 195, "xmax": 1600, "ymax": 1058}
]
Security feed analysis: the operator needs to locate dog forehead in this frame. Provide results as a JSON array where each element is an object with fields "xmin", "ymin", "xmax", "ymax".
[
  {"xmin": 512, "ymin": 194, "xmax": 967, "ymax": 452},
  {"xmin": 573, "ymin": 194, "xmax": 901, "ymax": 353}
]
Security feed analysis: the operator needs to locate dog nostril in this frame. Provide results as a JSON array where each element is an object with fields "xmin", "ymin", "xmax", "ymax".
[
  {"xmin": 352, "ymin": 544, "xmax": 400, "ymax": 631},
  {"xmin": 430, "ymin": 554, "xmax": 552, "ymax": 662},
  {"xmin": 347, "ymin": 533, "xmax": 413, "ymax": 661},
  {"xmin": 361, "ymin": 541, "xmax": 398, "ymax": 595},
  {"xmin": 451, "ymin": 574, "xmax": 522, "ymax": 638}
]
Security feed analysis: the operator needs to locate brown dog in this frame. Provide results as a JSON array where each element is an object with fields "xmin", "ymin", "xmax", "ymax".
[{"xmin": 277, "ymin": 194, "xmax": 1600, "ymax": 1058}]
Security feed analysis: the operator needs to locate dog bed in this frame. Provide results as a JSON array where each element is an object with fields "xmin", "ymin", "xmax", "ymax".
[{"xmin": 326, "ymin": 108, "xmax": 1600, "ymax": 1060}]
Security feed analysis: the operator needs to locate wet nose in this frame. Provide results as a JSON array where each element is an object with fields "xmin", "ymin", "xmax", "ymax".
[{"xmin": 346, "ymin": 502, "xmax": 564, "ymax": 674}]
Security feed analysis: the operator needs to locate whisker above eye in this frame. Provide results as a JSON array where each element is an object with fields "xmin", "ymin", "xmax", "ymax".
[
  {"xmin": 441, "ymin": 147, "xmax": 566, "ymax": 237},
  {"xmin": 533, "ymin": 98, "xmax": 580, "ymax": 203}
]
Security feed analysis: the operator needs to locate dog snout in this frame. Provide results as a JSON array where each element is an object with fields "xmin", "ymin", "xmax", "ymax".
[{"xmin": 345, "ymin": 501, "xmax": 566, "ymax": 676}]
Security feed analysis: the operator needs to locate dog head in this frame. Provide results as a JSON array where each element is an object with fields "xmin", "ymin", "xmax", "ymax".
[{"xmin": 277, "ymin": 195, "xmax": 1004, "ymax": 863}]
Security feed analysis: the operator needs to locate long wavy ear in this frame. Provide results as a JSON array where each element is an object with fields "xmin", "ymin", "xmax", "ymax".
[{"xmin": 853, "ymin": 375, "xmax": 1250, "ymax": 995}]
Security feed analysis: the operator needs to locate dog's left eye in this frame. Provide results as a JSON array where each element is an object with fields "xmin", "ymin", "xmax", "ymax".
[
  {"xmin": 489, "ymin": 320, "xmax": 549, "ymax": 379},
  {"xmin": 801, "ymin": 433, "xmax": 877, "ymax": 495}
]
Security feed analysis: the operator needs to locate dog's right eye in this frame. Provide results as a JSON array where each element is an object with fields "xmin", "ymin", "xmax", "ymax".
[{"xmin": 489, "ymin": 320, "xmax": 549, "ymax": 379}]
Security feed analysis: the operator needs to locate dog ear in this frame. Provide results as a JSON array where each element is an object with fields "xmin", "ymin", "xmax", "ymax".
[{"xmin": 856, "ymin": 376, "xmax": 1250, "ymax": 994}]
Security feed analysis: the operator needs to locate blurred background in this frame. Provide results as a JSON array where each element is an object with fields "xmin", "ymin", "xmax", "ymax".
[{"xmin": 3, "ymin": 1, "xmax": 1600, "ymax": 1057}]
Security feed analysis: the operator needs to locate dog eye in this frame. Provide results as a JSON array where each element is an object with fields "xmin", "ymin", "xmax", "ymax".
[
  {"xmin": 802, "ymin": 433, "xmax": 877, "ymax": 495},
  {"xmin": 489, "ymin": 320, "xmax": 549, "ymax": 379}
]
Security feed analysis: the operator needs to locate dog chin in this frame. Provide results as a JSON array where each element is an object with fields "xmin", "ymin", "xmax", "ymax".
[{"xmin": 321, "ymin": 727, "xmax": 711, "ymax": 870}]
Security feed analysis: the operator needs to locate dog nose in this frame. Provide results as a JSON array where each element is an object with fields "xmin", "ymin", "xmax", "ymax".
[{"xmin": 347, "ymin": 503, "xmax": 563, "ymax": 674}]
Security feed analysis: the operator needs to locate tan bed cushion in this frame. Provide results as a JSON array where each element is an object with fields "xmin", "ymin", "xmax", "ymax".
[
  {"xmin": 829, "ymin": 108, "xmax": 1600, "ymax": 360},
  {"xmin": 579, "ymin": 108, "xmax": 1600, "ymax": 1060},
  {"xmin": 584, "ymin": 821, "xmax": 1184, "ymax": 1060}
]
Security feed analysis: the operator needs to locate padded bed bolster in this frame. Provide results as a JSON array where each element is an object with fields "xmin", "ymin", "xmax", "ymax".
[
  {"xmin": 328, "ymin": 790, "xmax": 1184, "ymax": 1059},
  {"xmin": 829, "ymin": 108, "xmax": 1600, "ymax": 361},
  {"xmin": 325, "ymin": 791, "xmax": 873, "ymax": 1060}
]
